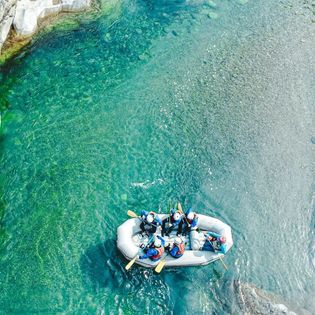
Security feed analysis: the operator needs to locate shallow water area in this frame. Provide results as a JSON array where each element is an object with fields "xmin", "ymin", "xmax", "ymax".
[{"xmin": 0, "ymin": 0, "xmax": 314, "ymax": 313}]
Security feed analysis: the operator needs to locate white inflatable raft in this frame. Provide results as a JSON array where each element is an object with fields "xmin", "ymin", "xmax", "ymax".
[{"xmin": 117, "ymin": 214, "xmax": 233, "ymax": 268}]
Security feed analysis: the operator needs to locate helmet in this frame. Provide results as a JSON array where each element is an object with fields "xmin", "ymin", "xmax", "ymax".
[
  {"xmin": 174, "ymin": 236, "xmax": 182, "ymax": 245},
  {"xmin": 147, "ymin": 214, "xmax": 154, "ymax": 223},
  {"xmin": 187, "ymin": 212, "xmax": 195, "ymax": 220},
  {"xmin": 154, "ymin": 238, "xmax": 162, "ymax": 247},
  {"xmin": 173, "ymin": 212, "xmax": 181, "ymax": 221},
  {"xmin": 219, "ymin": 236, "xmax": 226, "ymax": 244}
]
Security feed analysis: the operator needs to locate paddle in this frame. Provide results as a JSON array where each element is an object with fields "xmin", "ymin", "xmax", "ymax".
[
  {"xmin": 154, "ymin": 256, "xmax": 167, "ymax": 273},
  {"xmin": 127, "ymin": 210, "xmax": 139, "ymax": 218},
  {"xmin": 127, "ymin": 210, "xmax": 159, "ymax": 230},
  {"xmin": 125, "ymin": 255, "xmax": 139, "ymax": 271},
  {"xmin": 205, "ymin": 237, "xmax": 228, "ymax": 270},
  {"xmin": 218, "ymin": 256, "xmax": 228, "ymax": 271},
  {"xmin": 177, "ymin": 202, "xmax": 191, "ymax": 227}
]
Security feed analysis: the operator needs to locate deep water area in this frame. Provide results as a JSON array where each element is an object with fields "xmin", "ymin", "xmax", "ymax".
[{"xmin": 0, "ymin": 0, "xmax": 314, "ymax": 313}]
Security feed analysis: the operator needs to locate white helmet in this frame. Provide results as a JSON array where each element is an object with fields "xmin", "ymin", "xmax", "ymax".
[
  {"xmin": 154, "ymin": 238, "xmax": 162, "ymax": 247},
  {"xmin": 174, "ymin": 236, "xmax": 182, "ymax": 245},
  {"xmin": 147, "ymin": 214, "xmax": 154, "ymax": 223},
  {"xmin": 173, "ymin": 212, "xmax": 181, "ymax": 221},
  {"xmin": 187, "ymin": 212, "xmax": 195, "ymax": 220}
]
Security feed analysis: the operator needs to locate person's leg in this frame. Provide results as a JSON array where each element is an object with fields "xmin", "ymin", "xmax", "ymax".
[
  {"xmin": 166, "ymin": 225, "xmax": 174, "ymax": 236},
  {"xmin": 148, "ymin": 225, "xmax": 157, "ymax": 234},
  {"xmin": 140, "ymin": 221, "xmax": 146, "ymax": 233},
  {"xmin": 162, "ymin": 218, "xmax": 168, "ymax": 236},
  {"xmin": 177, "ymin": 221, "xmax": 183, "ymax": 235}
]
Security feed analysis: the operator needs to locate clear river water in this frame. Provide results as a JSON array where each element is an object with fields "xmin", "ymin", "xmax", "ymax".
[{"xmin": 0, "ymin": 0, "xmax": 314, "ymax": 313}]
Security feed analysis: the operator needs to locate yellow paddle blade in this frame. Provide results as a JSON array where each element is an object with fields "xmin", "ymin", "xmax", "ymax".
[
  {"xmin": 154, "ymin": 258, "xmax": 166, "ymax": 273},
  {"xmin": 125, "ymin": 256, "xmax": 138, "ymax": 271},
  {"xmin": 127, "ymin": 210, "xmax": 138, "ymax": 218},
  {"xmin": 177, "ymin": 202, "xmax": 183, "ymax": 213}
]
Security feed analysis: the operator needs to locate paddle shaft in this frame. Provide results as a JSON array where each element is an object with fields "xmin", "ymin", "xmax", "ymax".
[
  {"xmin": 127, "ymin": 210, "xmax": 160, "ymax": 228},
  {"xmin": 206, "ymin": 238, "xmax": 228, "ymax": 270},
  {"xmin": 177, "ymin": 203, "xmax": 191, "ymax": 227},
  {"xmin": 218, "ymin": 256, "xmax": 228, "ymax": 270}
]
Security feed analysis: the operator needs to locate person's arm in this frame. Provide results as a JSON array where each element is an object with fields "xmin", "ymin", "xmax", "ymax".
[
  {"xmin": 157, "ymin": 235, "xmax": 165, "ymax": 247},
  {"xmin": 185, "ymin": 207, "xmax": 193, "ymax": 216},
  {"xmin": 219, "ymin": 243, "xmax": 227, "ymax": 254},
  {"xmin": 191, "ymin": 217, "xmax": 198, "ymax": 228},
  {"xmin": 139, "ymin": 248, "xmax": 157, "ymax": 259},
  {"xmin": 155, "ymin": 216, "xmax": 162, "ymax": 226},
  {"xmin": 170, "ymin": 246, "xmax": 178, "ymax": 257},
  {"xmin": 207, "ymin": 231, "xmax": 221, "ymax": 239}
]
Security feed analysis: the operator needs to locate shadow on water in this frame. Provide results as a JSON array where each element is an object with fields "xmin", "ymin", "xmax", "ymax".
[
  {"xmin": 80, "ymin": 239, "xmax": 127, "ymax": 292},
  {"xmin": 80, "ymin": 239, "xmax": 227, "ymax": 313}
]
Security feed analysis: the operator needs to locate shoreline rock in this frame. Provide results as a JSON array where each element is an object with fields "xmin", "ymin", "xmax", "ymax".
[
  {"xmin": 0, "ymin": 0, "xmax": 92, "ymax": 59},
  {"xmin": 0, "ymin": 0, "xmax": 16, "ymax": 52}
]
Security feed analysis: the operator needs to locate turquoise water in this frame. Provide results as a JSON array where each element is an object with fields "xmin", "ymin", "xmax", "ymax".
[{"xmin": 0, "ymin": 0, "xmax": 314, "ymax": 313}]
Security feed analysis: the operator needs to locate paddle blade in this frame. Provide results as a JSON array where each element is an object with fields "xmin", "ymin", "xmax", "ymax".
[
  {"xmin": 125, "ymin": 256, "xmax": 138, "ymax": 271},
  {"xmin": 154, "ymin": 259, "xmax": 166, "ymax": 273},
  {"xmin": 127, "ymin": 210, "xmax": 138, "ymax": 218},
  {"xmin": 177, "ymin": 202, "xmax": 183, "ymax": 212}
]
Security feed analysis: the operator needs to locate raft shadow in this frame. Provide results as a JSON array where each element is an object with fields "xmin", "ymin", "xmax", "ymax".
[{"xmin": 80, "ymin": 239, "xmax": 127, "ymax": 291}]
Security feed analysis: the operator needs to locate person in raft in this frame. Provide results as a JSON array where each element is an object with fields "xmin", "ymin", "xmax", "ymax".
[
  {"xmin": 178, "ymin": 208, "xmax": 199, "ymax": 235},
  {"xmin": 161, "ymin": 209, "xmax": 183, "ymax": 236},
  {"xmin": 140, "ymin": 210, "xmax": 162, "ymax": 235},
  {"xmin": 202, "ymin": 231, "xmax": 227, "ymax": 254},
  {"xmin": 166, "ymin": 236, "xmax": 185, "ymax": 258},
  {"xmin": 139, "ymin": 235, "xmax": 165, "ymax": 261}
]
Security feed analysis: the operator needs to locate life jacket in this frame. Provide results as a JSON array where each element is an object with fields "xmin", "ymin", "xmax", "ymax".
[
  {"xmin": 173, "ymin": 243, "xmax": 185, "ymax": 258},
  {"xmin": 151, "ymin": 246, "xmax": 164, "ymax": 261}
]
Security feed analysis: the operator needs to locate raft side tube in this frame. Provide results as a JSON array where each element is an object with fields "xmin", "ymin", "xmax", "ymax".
[{"xmin": 117, "ymin": 213, "xmax": 233, "ymax": 268}]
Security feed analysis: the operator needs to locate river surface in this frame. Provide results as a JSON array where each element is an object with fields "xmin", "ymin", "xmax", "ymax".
[{"xmin": 0, "ymin": 0, "xmax": 314, "ymax": 314}]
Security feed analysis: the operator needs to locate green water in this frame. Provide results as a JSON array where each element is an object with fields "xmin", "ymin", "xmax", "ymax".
[{"xmin": 0, "ymin": 0, "xmax": 314, "ymax": 313}]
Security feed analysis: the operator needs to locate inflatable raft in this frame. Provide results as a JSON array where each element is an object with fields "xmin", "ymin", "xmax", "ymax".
[{"xmin": 117, "ymin": 214, "xmax": 233, "ymax": 268}]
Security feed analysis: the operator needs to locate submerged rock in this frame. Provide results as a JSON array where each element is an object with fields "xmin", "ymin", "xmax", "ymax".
[
  {"xmin": 206, "ymin": 1, "xmax": 217, "ymax": 9},
  {"xmin": 233, "ymin": 281, "xmax": 311, "ymax": 315},
  {"xmin": 120, "ymin": 193, "xmax": 127, "ymax": 201},
  {"xmin": 207, "ymin": 12, "xmax": 218, "ymax": 20}
]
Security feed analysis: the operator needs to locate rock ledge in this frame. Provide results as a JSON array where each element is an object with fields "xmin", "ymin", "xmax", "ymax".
[{"xmin": 0, "ymin": 0, "xmax": 91, "ymax": 54}]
